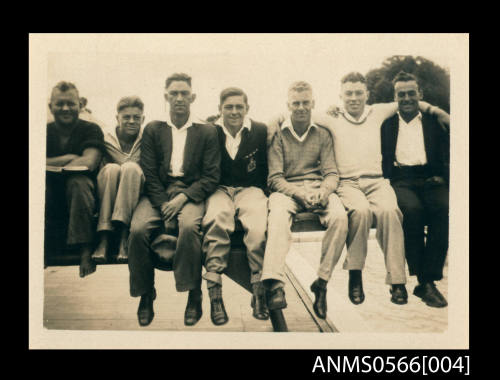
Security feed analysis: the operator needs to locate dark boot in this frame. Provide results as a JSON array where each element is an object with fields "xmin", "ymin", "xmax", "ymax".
[
  {"xmin": 348, "ymin": 270, "xmax": 365, "ymax": 305},
  {"xmin": 310, "ymin": 278, "xmax": 328, "ymax": 319},
  {"xmin": 251, "ymin": 282, "xmax": 269, "ymax": 320},
  {"xmin": 137, "ymin": 288, "xmax": 156, "ymax": 327},
  {"xmin": 264, "ymin": 280, "xmax": 287, "ymax": 310},
  {"xmin": 414, "ymin": 282, "xmax": 447, "ymax": 308},
  {"xmin": 390, "ymin": 284, "xmax": 408, "ymax": 305},
  {"xmin": 184, "ymin": 288, "xmax": 203, "ymax": 326},
  {"xmin": 208, "ymin": 283, "xmax": 228, "ymax": 326}
]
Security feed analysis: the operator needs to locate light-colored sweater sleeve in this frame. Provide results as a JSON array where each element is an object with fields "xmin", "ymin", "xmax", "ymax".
[
  {"xmin": 267, "ymin": 131, "xmax": 303, "ymax": 198},
  {"xmin": 319, "ymin": 129, "xmax": 339, "ymax": 194}
]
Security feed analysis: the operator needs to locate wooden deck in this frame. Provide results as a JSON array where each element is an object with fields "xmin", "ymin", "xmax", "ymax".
[{"xmin": 44, "ymin": 263, "xmax": 327, "ymax": 332}]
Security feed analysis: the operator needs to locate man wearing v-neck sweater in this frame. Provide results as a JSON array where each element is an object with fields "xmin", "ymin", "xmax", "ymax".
[
  {"xmin": 261, "ymin": 81, "xmax": 348, "ymax": 320},
  {"xmin": 201, "ymin": 87, "xmax": 269, "ymax": 326}
]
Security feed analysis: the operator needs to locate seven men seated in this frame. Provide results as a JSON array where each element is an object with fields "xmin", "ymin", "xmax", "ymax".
[{"xmin": 44, "ymin": 70, "xmax": 451, "ymax": 327}]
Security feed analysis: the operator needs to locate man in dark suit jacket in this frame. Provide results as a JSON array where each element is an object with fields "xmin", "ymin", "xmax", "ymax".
[
  {"xmin": 201, "ymin": 87, "xmax": 269, "ymax": 326},
  {"xmin": 381, "ymin": 71, "xmax": 450, "ymax": 308},
  {"xmin": 128, "ymin": 73, "xmax": 220, "ymax": 327}
]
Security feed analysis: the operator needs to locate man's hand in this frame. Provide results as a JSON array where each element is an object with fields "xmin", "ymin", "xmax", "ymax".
[
  {"xmin": 294, "ymin": 189, "xmax": 315, "ymax": 210},
  {"xmin": 317, "ymin": 188, "xmax": 330, "ymax": 209},
  {"xmin": 46, "ymin": 154, "xmax": 79, "ymax": 167},
  {"xmin": 160, "ymin": 193, "xmax": 189, "ymax": 223},
  {"xmin": 326, "ymin": 104, "xmax": 342, "ymax": 118}
]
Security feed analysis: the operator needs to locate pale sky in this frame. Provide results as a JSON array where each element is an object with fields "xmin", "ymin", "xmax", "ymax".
[{"xmin": 43, "ymin": 33, "xmax": 460, "ymax": 132}]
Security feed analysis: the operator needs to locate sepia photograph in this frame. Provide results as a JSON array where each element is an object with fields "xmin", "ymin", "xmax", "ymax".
[{"xmin": 29, "ymin": 33, "xmax": 469, "ymax": 350}]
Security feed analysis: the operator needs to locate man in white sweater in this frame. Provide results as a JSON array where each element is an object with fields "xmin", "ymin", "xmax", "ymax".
[{"xmin": 315, "ymin": 72, "xmax": 449, "ymax": 305}]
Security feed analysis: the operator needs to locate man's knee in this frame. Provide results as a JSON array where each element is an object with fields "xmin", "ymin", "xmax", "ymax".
[
  {"xmin": 203, "ymin": 206, "xmax": 234, "ymax": 231},
  {"xmin": 66, "ymin": 174, "xmax": 94, "ymax": 197},
  {"xmin": 400, "ymin": 202, "xmax": 424, "ymax": 220},
  {"xmin": 349, "ymin": 206, "xmax": 371, "ymax": 224},
  {"xmin": 376, "ymin": 204, "xmax": 403, "ymax": 220},
  {"xmin": 120, "ymin": 161, "xmax": 143, "ymax": 176},
  {"xmin": 179, "ymin": 213, "xmax": 202, "ymax": 235},
  {"xmin": 101, "ymin": 163, "xmax": 121, "ymax": 177},
  {"xmin": 268, "ymin": 192, "xmax": 292, "ymax": 212},
  {"xmin": 325, "ymin": 208, "xmax": 348, "ymax": 230}
]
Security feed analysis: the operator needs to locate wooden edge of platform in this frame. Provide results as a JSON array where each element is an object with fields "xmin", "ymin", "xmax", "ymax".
[{"xmin": 284, "ymin": 266, "xmax": 337, "ymax": 333}]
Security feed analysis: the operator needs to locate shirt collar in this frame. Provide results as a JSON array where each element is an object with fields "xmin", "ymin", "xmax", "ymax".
[
  {"xmin": 215, "ymin": 116, "xmax": 251, "ymax": 137},
  {"xmin": 397, "ymin": 111, "xmax": 423, "ymax": 125},
  {"xmin": 106, "ymin": 126, "xmax": 143, "ymax": 150},
  {"xmin": 281, "ymin": 116, "xmax": 317, "ymax": 141},
  {"xmin": 342, "ymin": 105, "xmax": 372, "ymax": 124},
  {"xmin": 166, "ymin": 113, "xmax": 194, "ymax": 131}
]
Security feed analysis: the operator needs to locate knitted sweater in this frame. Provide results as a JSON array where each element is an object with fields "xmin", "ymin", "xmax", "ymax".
[{"xmin": 267, "ymin": 124, "xmax": 339, "ymax": 198}]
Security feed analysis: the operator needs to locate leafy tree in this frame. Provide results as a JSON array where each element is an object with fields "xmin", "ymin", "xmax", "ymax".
[{"xmin": 366, "ymin": 55, "xmax": 450, "ymax": 113}]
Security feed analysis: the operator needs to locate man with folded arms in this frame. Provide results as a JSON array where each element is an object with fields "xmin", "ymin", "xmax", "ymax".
[
  {"xmin": 45, "ymin": 81, "xmax": 105, "ymax": 277},
  {"xmin": 261, "ymin": 81, "xmax": 348, "ymax": 319},
  {"xmin": 201, "ymin": 87, "xmax": 269, "ymax": 325},
  {"xmin": 381, "ymin": 71, "xmax": 449, "ymax": 308},
  {"xmin": 315, "ymin": 72, "xmax": 449, "ymax": 305},
  {"xmin": 128, "ymin": 73, "xmax": 220, "ymax": 327},
  {"xmin": 92, "ymin": 96, "xmax": 145, "ymax": 264}
]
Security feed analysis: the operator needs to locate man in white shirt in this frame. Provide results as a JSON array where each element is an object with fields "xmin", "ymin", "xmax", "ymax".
[
  {"xmin": 381, "ymin": 71, "xmax": 449, "ymax": 308},
  {"xmin": 313, "ymin": 72, "xmax": 450, "ymax": 306},
  {"xmin": 201, "ymin": 87, "xmax": 269, "ymax": 325},
  {"xmin": 127, "ymin": 73, "xmax": 220, "ymax": 327}
]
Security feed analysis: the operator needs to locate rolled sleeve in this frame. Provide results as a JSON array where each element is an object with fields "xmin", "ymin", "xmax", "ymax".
[{"xmin": 267, "ymin": 132, "xmax": 303, "ymax": 198}]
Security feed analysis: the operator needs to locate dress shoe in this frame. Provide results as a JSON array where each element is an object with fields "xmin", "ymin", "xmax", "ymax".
[
  {"xmin": 390, "ymin": 284, "xmax": 408, "ymax": 305},
  {"xmin": 414, "ymin": 282, "xmax": 448, "ymax": 308},
  {"xmin": 348, "ymin": 270, "xmax": 365, "ymax": 305},
  {"xmin": 137, "ymin": 288, "xmax": 156, "ymax": 326},
  {"xmin": 251, "ymin": 282, "xmax": 269, "ymax": 320},
  {"xmin": 208, "ymin": 284, "xmax": 228, "ymax": 326},
  {"xmin": 184, "ymin": 289, "xmax": 203, "ymax": 326},
  {"xmin": 310, "ymin": 279, "xmax": 327, "ymax": 319},
  {"xmin": 266, "ymin": 286, "xmax": 287, "ymax": 310}
]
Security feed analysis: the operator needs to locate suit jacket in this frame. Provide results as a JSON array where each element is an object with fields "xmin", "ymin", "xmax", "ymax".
[
  {"xmin": 140, "ymin": 120, "xmax": 221, "ymax": 208},
  {"xmin": 381, "ymin": 112, "xmax": 450, "ymax": 183}
]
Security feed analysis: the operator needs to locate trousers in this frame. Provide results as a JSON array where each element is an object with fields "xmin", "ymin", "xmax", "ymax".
[
  {"xmin": 45, "ymin": 172, "xmax": 96, "ymax": 247},
  {"xmin": 202, "ymin": 186, "xmax": 268, "ymax": 286},
  {"xmin": 391, "ymin": 177, "xmax": 449, "ymax": 282},
  {"xmin": 96, "ymin": 162, "xmax": 144, "ymax": 231},
  {"xmin": 336, "ymin": 176, "xmax": 406, "ymax": 285},
  {"xmin": 261, "ymin": 180, "xmax": 348, "ymax": 287},
  {"xmin": 128, "ymin": 181, "xmax": 205, "ymax": 296}
]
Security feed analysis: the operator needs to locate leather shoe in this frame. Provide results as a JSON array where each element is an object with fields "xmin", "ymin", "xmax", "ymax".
[
  {"xmin": 184, "ymin": 289, "xmax": 203, "ymax": 326},
  {"xmin": 348, "ymin": 270, "xmax": 365, "ymax": 305},
  {"xmin": 310, "ymin": 280, "xmax": 327, "ymax": 319},
  {"xmin": 137, "ymin": 288, "xmax": 156, "ymax": 326},
  {"xmin": 208, "ymin": 284, "xmax": 228, "ymax": 325},
  {"xmin": 266, "ymin": 287, "xmax": 287, "ymax": 310},
  {"xmin": 414, "ymin": 282, "xmax": 448, "ymax": 308},
  {"xmin": 251, "ymin": 282, "xmax": 269, "ymax": 320},
  {"xmin": 390, "ymin": 284, "xmax": 408, "ymax": 305}
]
